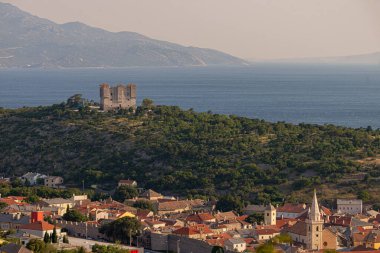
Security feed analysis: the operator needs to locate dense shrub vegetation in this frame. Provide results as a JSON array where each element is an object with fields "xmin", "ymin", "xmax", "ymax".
[{"xmin": 1, "ymin": 103, "xmax": 380, "ymax": 204}]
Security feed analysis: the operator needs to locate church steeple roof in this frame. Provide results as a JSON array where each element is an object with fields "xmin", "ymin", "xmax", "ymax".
[
  {"xmin": 309, "ymin": 189, "xmax": 321, "ymax": 221},
  {"xmin": 265, "ymin": 203, "xmax": 276, "ymax": 211}
]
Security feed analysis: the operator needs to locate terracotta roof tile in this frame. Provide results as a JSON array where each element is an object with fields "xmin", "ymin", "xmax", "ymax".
[
  {"xmin": 20, "ymin": 221, "xmax": 57, "ymax": 231},
  {"xmin": 283, "ymin": 221, "xmax": 307, "ymax": 236},
  {"xmin": 277, "ymin": 203, "xmax": 306, "ymax": 213}
]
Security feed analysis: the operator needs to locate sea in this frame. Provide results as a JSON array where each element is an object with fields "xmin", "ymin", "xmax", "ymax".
[{"xmin": 1, "ymin": 63, "xmax": 380, "ymax": 129}]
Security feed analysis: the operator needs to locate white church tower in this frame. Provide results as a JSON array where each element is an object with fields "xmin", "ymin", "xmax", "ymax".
[
  {"xmin": 264, "ymin": 203, "xmax": 276, "ymax": 225},
  {"xmin": 305, "ymin": 189, "xmax": 324, "ymax": 250}
]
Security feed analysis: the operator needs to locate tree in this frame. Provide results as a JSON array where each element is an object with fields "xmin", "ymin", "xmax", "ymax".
[
  {"xmin": 63, "ymin": 209, "xmax": 88, "ymax": 222},
  {"xmin": 92, "ymin": 244, "xmax": 131, "ymax": 253},
  {"xmin": 51, "ymin": 226, "xmax": 58, "ymax": 243},
  {"xmin": 132, "ymin": 200, "xmax": 155, "ymax": 212},
  {"xmin": 63, "ymin": 235, "xmax": 69, "ymax": 243},
  {"xmin": 141, "ymin": 98, "xmax": 154, "ymax": 109},
  {"xmin": 0, "ymin": 202, "xmax": 8, "ymax": 210},
  {"xmin": 256, "ymin": 234, "xmax": 292, "ymax": 253},
  {"xmin": 324, "ymin": 250, "xmax": 338, "ymax": 253},
  {"xmin": 373, "ymin": 203, "xmax": 380, "ymax": 211},
  {"xmin": 358, "ymin": 190, "xmax": 371, "ymax": 202},
  {"xmin": 245, "ymin": 213, "xmax": 264, "ymax": 224},
  {"xmin": 112, "ymin": 185, "xmax": 138, "ymax": 202},
  {"xmin": 216, "ymin": 195, "xmax": 243, "ymax": 212},
  {"xmin": 256, "ymin": 243, "xmax": 275, "ymax": 253},
  {"xmin": 77, "ymin": 247, "xmax": 87, "ymax": 253},
  {"xmin": 99, "ymin": 217, "xmax": 141, "ymax": 244},
  {"xmin": 25, "ymin": 195, "xmax": 40, "ymax": 204},
  {"xmin": 44, "ymin": 215, "xmax": 53, "ymax": 224},
  {"xmin": 43, "ymin": 231, "xmax": 50, "ymax": 243},
  {"xmin": 211, "ymin": 246, "xmax": 225, "ymax": 253},
  {"xmin": 11, "ymin": 178, "xmax": 23, "ymax": 187},
  {"xmin": 26, "ymin": 239, "xmax": 45, "ymax": 253}
]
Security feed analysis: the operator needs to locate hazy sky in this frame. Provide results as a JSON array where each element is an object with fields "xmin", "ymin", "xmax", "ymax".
[{"xmin": 2, "ymin": 0, "xmax": 380, "ymax": 59}]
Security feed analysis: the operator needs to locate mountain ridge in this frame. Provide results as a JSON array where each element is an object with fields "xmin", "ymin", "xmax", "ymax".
[
  {"xmin": 249, "ymin": 52, "xmax": 380, "ymax": 65},
  {"xmin": 0, "ymin": 2, "xmax": 247, "ymax": 68}
]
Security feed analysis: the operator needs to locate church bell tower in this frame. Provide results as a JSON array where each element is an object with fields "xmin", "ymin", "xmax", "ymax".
[{"xmin": 305, "ymin": 189, "xmax": 324, "ymax": 250}]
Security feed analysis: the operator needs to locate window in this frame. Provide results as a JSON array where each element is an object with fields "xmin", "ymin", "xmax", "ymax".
[
  {"xmin": 267, "ymin": 213, "xmax": 269, "ymax": 216},
  {"xmin": 323, "ymin": 242, "xmax": 328, "ymax": 246},
  {"xmin": 316, "ymin": 226, "xmax": 319, "ymax": 231}
]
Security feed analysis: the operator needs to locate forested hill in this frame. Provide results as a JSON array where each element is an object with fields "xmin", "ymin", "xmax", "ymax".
[{"xmin": 1, "ymin": 103, "xmax": 380, "ymax": 205}]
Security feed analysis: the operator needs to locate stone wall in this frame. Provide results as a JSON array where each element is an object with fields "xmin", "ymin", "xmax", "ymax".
[{"xmin": 55, "ymin": 220, "xmax": 103, "ymax": 240}]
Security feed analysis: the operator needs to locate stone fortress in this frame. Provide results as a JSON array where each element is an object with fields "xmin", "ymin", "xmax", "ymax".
[{"xmin": 99, "ymin": 83, "xmax": 136, "ymax": 111}]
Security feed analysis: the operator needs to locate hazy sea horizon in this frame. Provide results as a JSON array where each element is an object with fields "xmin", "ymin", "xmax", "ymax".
[{"xmin": 1, "ymin": 63, "xmax": 380, "ymax": 128}]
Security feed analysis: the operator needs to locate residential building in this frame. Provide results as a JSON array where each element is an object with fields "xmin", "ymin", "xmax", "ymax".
[
  {"xmin": 0, "ymin": 213, "xmax": 30, "ymax": 230},
  {"xmin": 0, "ymin": 243, "xmax": 32, "ymax": 253},
  {"xmin": 224, "ymin": 238, "xmax": 247, "ymax": 252},
  {"xmin": 20, "ymin": 172, "xmax": 46, "ymax": 185},
  {"xmin": 44, "ymin": 176, "xmax": 64, "ymax": 188},
  {"xmin": 140, "ymin": 189, "xmax": 163, "ymax": 201},
  {"xmin": 118, "ymin": 179, "xmax": 137, "ymax": 188},
  {"xmin": 243, "ymin": 204, "xmax": 266, "ymax": 215},
  {"xmin": 38, "ymin": 198, "xmax": 74, "ymax": 215},
  {"xmin": 7, "ymin": 232, "xmax": 41, "ymax": 247},
  {"xmin": 254, "ymin": 228, "xmax": 280, "ymax": 241},
  {"xmin": 337, "ymin": 199, "xmax": 363, "ymax": 215},
  {"xmin": 276, "ymin": 203, "xmax": 308, "ymax": 219},
  {"xmin": 186, "ymin": 213, "xmax": 216, "ymax": 225},
  {"xmin": 157, "ymin": 199, "xmax": 206, "ymax": 215},
  {"xmin": 173, "ymin": 224, "xmax": 213, "ymax": 239}
]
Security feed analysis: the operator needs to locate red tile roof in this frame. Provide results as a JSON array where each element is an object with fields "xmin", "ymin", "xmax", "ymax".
[
  {"xmin": 283, "ymin": 221, "xmax": 307, "ymax": 236},
  {"xmin": 186, "ymin": 213, "xmax": 215, "ymax": 223},
  {"xmin": 321, "ymin": 206, "xmax": 333, "ymax": 216},
  {"xmin": 255, "ymin": 228, "xmax": 280, "ymax": 235},
  {"xmin": 328, "ymin": 216, "xmax": 352, "ymax": 227},
  {"xmin": 0, "ymin": 196, "xmax": 28, "ymax": 206},
  {"xmin": 277, "ymin": 203, "xmax": 306, "ymax": 213},
  {"xmin": 20, "ymin": 221, "xmax": 57, "ymax": 231},
  {"xmin": 173, "ymin": 224, "xmax": 213, "ymax": 236}
]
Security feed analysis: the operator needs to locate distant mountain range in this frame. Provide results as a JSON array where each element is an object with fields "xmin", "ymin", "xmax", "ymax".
[
  {"xmin": 0, "ymin": 3, "xmax": 247, "ymax": 68},
  {"xmin": 251, "ymin": 52, "xmax": 380, "ymax": 65}
]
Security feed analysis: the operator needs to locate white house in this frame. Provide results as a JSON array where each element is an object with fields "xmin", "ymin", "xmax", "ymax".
[
  {"xmin": 224, "ymin": 238, "xmax": 246, "ymax": 252},
  {"xmin": 337, "ymin": 199, "xmax": 362, "ymax": 215},
  {"xmin": 20, "ymin": 172, "xmax": 47, "ymax": 185},
  {"xmin": 19, "ymin": 221, "xmax": 61, "ymax": 238}
]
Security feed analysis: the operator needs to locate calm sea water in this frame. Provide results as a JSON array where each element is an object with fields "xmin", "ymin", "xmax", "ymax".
[{"xmin": 1, "ymin": 64, "xmax": 380, "ymax": 128}]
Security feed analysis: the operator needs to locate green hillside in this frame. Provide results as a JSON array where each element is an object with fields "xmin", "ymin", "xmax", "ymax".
[{"xmin": 1, "ymin": 102, "xmax": 380, "ymax": 205}]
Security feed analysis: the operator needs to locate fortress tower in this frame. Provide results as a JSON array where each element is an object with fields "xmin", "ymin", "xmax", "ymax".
[{"xmin": 100, "ymin": 83, "xmax": 136, "ymax": 111}]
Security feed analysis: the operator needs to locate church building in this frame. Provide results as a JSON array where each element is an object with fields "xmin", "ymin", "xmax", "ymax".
[{"xmin": 284, "ymin": 190, "xmax": 338, "ymax": 250}]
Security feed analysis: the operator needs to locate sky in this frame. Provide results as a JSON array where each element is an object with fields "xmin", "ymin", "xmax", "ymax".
[{"xmin": 2, "ymin": 0, "xmax": 380, "ymax": 60}]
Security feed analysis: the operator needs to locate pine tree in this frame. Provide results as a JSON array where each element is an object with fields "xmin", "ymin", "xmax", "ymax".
[
  {"xmin": 43, "ymin": 231, "xmax": 49, "ymax": 243},
  {"xmin": 51, "ymin": 226, "xmax": 58, "ymax": 243}
]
